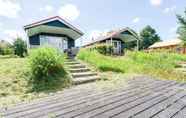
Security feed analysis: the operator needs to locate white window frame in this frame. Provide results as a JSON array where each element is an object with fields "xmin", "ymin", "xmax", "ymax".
[{"xmin": 39, "ymin": 35, "xmax": 68, "ymax": 51}]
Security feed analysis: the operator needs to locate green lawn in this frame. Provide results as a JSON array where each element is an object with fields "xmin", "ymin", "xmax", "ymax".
[
  {"xmin": 0, "ymin": 55, "xmax": 69, "ymax": 108},
  {"xmin": 77, "ymin": 49, "xmax": 186, "ymax": 82}
]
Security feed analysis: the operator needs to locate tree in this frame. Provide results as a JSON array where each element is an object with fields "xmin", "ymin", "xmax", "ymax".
[
  {"xmin": 13, "ymin": 37, "xmax": 27, "ymax": 57},
  {"xmin": 140, "ymin": 25, "xmax": 161, "ymax": 49},
  {"xmin": 177, "ymin": 9, "xmax": 186, "ymax": 47}
]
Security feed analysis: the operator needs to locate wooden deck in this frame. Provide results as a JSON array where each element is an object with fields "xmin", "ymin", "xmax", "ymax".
[{"xmin": 1, "ymin": 77, "xmax": 186, "ymax": 118}]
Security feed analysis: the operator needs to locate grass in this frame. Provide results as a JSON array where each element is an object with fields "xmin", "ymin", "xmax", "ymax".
[
  {"xmin": 77, "ymin": 49, "xmax": 186, "ymax": 82},
  {"xmin": 0, "ymin": 55, "xmax": 70, "ymax": 108}
]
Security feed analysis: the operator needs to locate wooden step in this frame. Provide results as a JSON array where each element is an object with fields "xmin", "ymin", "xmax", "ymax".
[
  {"xmin": 65, "ymin": 59, "xmax": 76, "ymax": 62},
  {"xmin": 72, "ymin": 76, "xmax": 100, "ymax": 85},
  {"xmin": 69, "ymin": 68, "xmax": 90, "ymax": 73},
  {"xmin": 72, "ymin": 72, "xmax": 97, "ymax": 78},
  {"xmin": 68, "ymin": 64, "xmax": 86, "ymax": 69},
  {"xmin": 64, "ymin": 62, "xmax": 80, "ymax": 65},
  {"xmin": 181, "ymin": 64, "xmax": 186, "ymax": 68},
  {"xmin": 175, "ymin": 68, "xmax": 186, "ymax": 72}
]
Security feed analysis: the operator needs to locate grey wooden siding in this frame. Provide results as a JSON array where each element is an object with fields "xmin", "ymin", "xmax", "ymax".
[{"xmin": 29, "ymin": 33, "xmax": 75, "ymax": 48}]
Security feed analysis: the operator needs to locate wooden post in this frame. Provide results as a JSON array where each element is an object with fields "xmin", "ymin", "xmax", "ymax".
[
  {"xmin": 137, "ymin": 39, "xmax": 139, "ymax": 51},
  {"xmin": 111, "ymin": 37, "xmax": 113, "ymax": 55}
]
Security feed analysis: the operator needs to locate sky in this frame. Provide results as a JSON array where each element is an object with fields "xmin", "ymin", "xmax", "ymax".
[{"xmin": 0, "ymin": 0, "xmax": 185, "ymax": 46}]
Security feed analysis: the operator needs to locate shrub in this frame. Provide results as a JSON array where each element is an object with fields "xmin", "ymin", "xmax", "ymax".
[
  {"xmin": 13, "ymin": 38, "xmax": 27, "ymax": 57},
  {"xmin": 91, "ymin": 43, "xmax": 113, "ymax": 55},
  {"xmin": 29, "ymin": 46, "xmax": 65, "ymax": 80}
]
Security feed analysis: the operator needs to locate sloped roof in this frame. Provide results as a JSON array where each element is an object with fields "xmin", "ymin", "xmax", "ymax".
[
  {"xmin": 149, "ymin": 39, "xmax": 182, "ymax": 49},
  {"xmin": 84, "ymin": 27, "xmax": 139, "ymax": 46},
  {"xmin": 24, "ymin": 16, "xmax": 83, "ymax": 35}
]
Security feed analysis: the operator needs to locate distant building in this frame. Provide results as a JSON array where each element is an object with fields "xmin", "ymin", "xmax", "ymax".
[
  {"xmin": 83, "ymin": 27, "xmax": 139, "ymax": 55},
  {"xmin": 148, "ymin": 39, "xmax": 186, "ymax": 54}
]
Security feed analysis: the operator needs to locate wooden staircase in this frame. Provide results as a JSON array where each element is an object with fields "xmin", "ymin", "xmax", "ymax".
[
  {"xmin": 175, "ymin": 62, "xmax": 186, "ymax": 74},
  {"xmin": 65, "ymin": 58, "xmax": 100, "ymax": 85}
]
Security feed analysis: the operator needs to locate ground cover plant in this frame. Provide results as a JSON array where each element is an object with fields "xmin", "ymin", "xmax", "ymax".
[
  {"xmin": 0, "ymin": 47, "xmax": 69, "ymax": 108},
  {"xmin": 77, "ymin": 48, "xmax": 186, "ymax": 82}
]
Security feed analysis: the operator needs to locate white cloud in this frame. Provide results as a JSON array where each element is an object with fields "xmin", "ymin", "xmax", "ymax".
[
  {"xmin": 88, "ymin": 30, "xmax": 102, "ymax": 40},
  {"xmin": 150, "ymin": 0, "xmax": 162, "ymax": 7},
  {"xmin": 0, "ymin": 22, "xmax": 3, "ymax": 30},
  {"xmin": 132, "ymin": 17, "xmax": 140, "ymax": 23},
  {"xmin": 3, "ymin": 30, "xmax": 25, "ymax": 43},
  {"xmin": 58, "ymin": 4, "xmax": 80, "ymax": 21},
  {"xmin": 0, "ymin": 0, "xmax": 21, "ymax": 18},
  {"xmin": 40, "ymin": 5, "xmax": 54, "ymax": 13},
  {"xmin": 169, "ymin": 26, "xmax": 177, "ymax": 33},
  {"xmin": 163, "ymin": 6, "xmax": 176, "ymax": 14}
]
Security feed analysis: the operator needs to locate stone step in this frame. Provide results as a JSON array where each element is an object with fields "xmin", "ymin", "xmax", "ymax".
[
  {"xmin": 69, "ymin": 68, "xmax": 90, "ymax": 73},
  {"xmin": 67, "ymin": 64, "xmax": 86, "ymax": 69},
  {"xmin": 72, "ymin": 72, "xmax": 97, "ymax": 78},
  {"xmin": 72, "ymin": 75, "xmax": 100, "ymax": 85}
]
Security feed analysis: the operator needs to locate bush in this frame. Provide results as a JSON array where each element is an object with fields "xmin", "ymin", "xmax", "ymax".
[
  {"xmin": 13, "ymin": 38, "xmax": 27, "ymax": 57},
  {"xmin": 91, "ymin": 43, "xmax": 113, "ymax": 55},
  {"xmin": 29, "ymin": 46, "xmax": 65, "ymax": 80}
]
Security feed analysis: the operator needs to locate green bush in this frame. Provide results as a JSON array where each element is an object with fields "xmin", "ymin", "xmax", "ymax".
[
  {"xmin": 92, "ymin": 43, "xmax": 113, "ymax": 55},
  {"xmin": 29, "ymin": 46, "xmax": 65, "ymax": 80},
  {"xmin": 13, "ymin": 38, "xmax": 27, "ymax": 57}
]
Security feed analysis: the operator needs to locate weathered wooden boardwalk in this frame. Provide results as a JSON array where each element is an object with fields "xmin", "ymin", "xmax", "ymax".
[{"xmin": 1, "ymin": 77, "xmax": 186, "ymax": 118}]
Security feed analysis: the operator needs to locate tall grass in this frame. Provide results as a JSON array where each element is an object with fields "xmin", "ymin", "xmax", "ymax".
[{"xmin": 77, "ymin": 49, "xmax": 186, "ymax": 81}]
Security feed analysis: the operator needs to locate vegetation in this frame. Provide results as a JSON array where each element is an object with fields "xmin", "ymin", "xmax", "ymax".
[
  {"xmin": 0, "ymin": 40, "xmax": 14, "ymax": 55},
  {"xmin": 13, "ymin": 37, "xmax": 27, "ymax": 57},
  {"xmin": 0, "ymin": 47, "xmax": 69, "ymax": 108},
  {"xmin": 77, "ymin": 48, "xmax": 186, "ymax": 81},
  {"xmin": 29, "ymin": 46, "xmax": 65, "ymax": 79},
  {"xmin": 177, "ymin": 8, "xmax": 186, "ymax": 47},
  {"xmin": 88, "ymin": 43, "xmax": 114, "ymax": 55},
  {"xmin": 139, "ymin": 25, "xmax": 161, "ymax": 49}
]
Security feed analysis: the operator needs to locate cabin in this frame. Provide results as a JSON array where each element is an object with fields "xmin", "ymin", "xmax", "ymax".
[
  {"xmin": 84, "ymin": 27, "xmax": 139, "ymax": 55},
  {"xmin": 24, "ymin": 16, "xmax": 83, "ymax": 53},
  {"xmin": 148, "ymin": 39, "xmax": 186, "ymax": 54}
]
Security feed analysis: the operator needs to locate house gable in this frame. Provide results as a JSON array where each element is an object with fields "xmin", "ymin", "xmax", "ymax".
[
  {"xmin": 43, "ymin": 20, "xmax": 70, "ymax": 29},
  {"xmin": 121, "ymin": 30, "xmax": 133, "ymax": 35}
]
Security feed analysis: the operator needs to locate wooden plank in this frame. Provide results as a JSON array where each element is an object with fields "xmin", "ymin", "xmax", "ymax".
[
  {"xmin": 1, "ymin": 77, "xmax": 156, "ymax": 115},
  {"xmin": 153, "ymin": 97, "xmax": 186, "ymax": 118},
  {"xmin": 172, "ymin": 106, "xmax": 186, "ymax": 118},
  {"xmin": 111, "ymin": 87, "xmax": 183, "ymax": 118},
  {"xmin": 85, "ymin": 83, "xmax": 179, "ymax": 118},
  {"xmin": 6, "ymin": 79, "xmax": 163, "ymax": 118},
  {"xmin": 133, "ymin": 91, "xmax": 186, "ymax": 118},
  {"xmin": 1, "ymin": 77, "xmax": 160, "ymax": 115},
  {"xmin": 0, "ymin": 76, "xmax": 153, "ymax": 113},
  {"xmin": 57, "ymin": 81, "xmax": 177, "ymax": 118}
]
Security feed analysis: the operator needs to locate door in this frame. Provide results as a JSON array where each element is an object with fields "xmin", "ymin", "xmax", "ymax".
[{"xmin": 112, "ymin": 41, "xmax": 121, "ymax": 55}]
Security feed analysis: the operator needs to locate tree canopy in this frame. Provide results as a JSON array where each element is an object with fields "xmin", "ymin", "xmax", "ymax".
[
  {"xmin": 13, "ymin": 37, "xmax": 27, "ymax": 57},
  {"xmin": 177, "ymin": 9, "xmax": 186, "ymax": 46},
  {"xmin": 139, "ymin": 25, "xmax": 161, "ymax": 49}
]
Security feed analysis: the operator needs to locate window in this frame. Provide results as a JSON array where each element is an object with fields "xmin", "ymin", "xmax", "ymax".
[{"xmin": 40, "ymin": 35, "xmax": 67, "ymax": 50}]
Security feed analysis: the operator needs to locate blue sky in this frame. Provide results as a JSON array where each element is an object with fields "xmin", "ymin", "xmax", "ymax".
[{"xmin": 0, "ymin": 0, "xmax": 185, "ymax": 46}]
